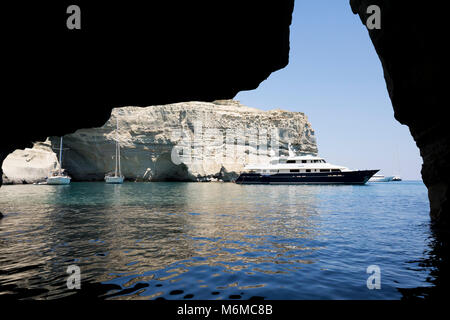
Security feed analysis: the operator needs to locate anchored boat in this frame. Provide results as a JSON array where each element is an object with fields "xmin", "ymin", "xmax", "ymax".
[
  {"xmin": 105, "ymin": 118, "xmax": 124, "ymax": 184},
  {"xmin": 46, "ymin": 137, "xmax": 71, "ymax": 185},
  {"xmin": 235, "ymin": 151, "xmax": 378, "ymax": 185}
]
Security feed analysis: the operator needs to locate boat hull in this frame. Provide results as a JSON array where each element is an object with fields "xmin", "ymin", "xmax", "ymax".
[
  {"xmin": 105, "ymin": 176, "xmax": 124, "ymax": 184},
  {"xmin": 46, "ymin": 176, "xmax": 71, "ymax": 185},
  {"xmin": 235, "ymin": 170, "xmax": 379, "ymax": 185}
]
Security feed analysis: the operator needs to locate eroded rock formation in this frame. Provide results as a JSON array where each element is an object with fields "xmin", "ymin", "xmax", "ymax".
[
  {"xmin": 2, "ymin": 140, "xmax": 58, "ymax": 184},
  {"xmin": 2, "ymin": 101, "xmax": 317, "ymax": 182}
]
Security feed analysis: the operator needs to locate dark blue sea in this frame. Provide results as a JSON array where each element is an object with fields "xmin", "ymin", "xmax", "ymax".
[{"xmin": 0, "ymin": 181, "xmax": 436, "ymax": 299}]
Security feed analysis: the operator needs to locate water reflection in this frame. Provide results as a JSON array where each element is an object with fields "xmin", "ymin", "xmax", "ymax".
[
  {"xmin": 0, "ymin": 181, "xmax": 435, "ymax": 299},
  {"xmin": 398, "ymin": 225, "xmax": 450, "ymax": 300}
]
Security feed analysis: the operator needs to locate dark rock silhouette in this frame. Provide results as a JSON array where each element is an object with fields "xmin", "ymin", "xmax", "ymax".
[{"xmin": 350, "ymin": 0, "xmax": 448, "ymax": 226}]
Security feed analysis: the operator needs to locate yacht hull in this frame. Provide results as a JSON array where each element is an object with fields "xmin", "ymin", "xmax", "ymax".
[
  {"xmin": 46, "ymin": 176, "xmax": 71, "ymax": 185},
  {"xmin": 235, "ymin": 170, "xmax": 379, "ymax": 185},
  {"xmin": 105, "ymin": 176, "xmax": 124, "ymax": 184}
]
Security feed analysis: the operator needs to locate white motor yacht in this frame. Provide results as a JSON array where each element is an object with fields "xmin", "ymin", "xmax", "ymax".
[{"xmin": 235, "ymin": 145, "xmax": 378, "ymax": 185}]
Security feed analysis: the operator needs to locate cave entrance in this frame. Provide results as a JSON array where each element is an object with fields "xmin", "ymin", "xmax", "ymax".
[{"xmin": 235, "ymin": 1, "xmax": 423, "ymax": 184}]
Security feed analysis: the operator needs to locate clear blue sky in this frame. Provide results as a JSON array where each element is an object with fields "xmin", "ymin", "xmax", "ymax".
[{"xmin": 235, "ymin": 1, "xmax": 422, "ymax": 180}]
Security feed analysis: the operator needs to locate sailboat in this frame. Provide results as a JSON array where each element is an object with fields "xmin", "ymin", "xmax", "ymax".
[
  {"xmin": 105, "ymin": 118, "xmax": 124, "ymax": 184},
  {"xmin": 46, "ymin": 137, "xmax": 71, "ymax": 185}
]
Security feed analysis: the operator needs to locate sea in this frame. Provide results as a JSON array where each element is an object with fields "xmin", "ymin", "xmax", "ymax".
[{"xmin": 0, "ymin": 181, "xmax": 437, "ymax": 300}]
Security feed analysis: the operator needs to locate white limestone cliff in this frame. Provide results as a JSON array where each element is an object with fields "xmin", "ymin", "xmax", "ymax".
[
  {"xmin": 2, "ymin": 100, "xmax": 318, "ymax": 183},
  {"xmin": 2, "ymin": 139, "xmax": 58, "ymax": 184}
]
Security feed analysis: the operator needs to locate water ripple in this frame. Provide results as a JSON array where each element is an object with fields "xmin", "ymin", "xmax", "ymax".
[{"xmin": 0, "ymin": 181, "xmax": 432, "ymax": 299}]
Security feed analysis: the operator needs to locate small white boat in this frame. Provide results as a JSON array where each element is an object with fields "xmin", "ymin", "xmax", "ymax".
[
  {"xmin": 46, "ymin": 175, "xmax": 71, "ymax": 185},
  {"xmin": 392, "ymin": 175, "xmax": 402, "ymax": 181},
  {"xmin": 369, "ymin": 174, "xmax": 394, "ymax": 182},
  {"xmin": 46, "ymin": 137, "xmax": 71, "ymax": 185},
  {"xmin": 105, "ymin": 118, "xmax": 124, "ymax": 184},
  {"xmin": 105, "ymin": 175, "xmax": 124, "ymax": 184}
]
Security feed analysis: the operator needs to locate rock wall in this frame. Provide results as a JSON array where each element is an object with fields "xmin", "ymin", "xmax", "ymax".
[
  {"xmin": 2, "ymin": 101, "xmax": 317, "ymax": 182},
  {"xmin": 351, "ymin": 0, "xmax": 449, "ymax": 225}
]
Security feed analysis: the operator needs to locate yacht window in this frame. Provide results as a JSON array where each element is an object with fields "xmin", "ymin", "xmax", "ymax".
[
  {"xmin": 320, "ymin": 169, "xmax": 330, "ymax": 172},
  {"xmin": 331, "ymin": 169, "xmax": 341, "ymax": 172},
  {"xmin": 290, "ymin": 169, "xmax": 300, "ymax": 173},
  {"xmin": 287, "ymin": 160, "xmax": 296, "ymax": 164},
  {"xmin": 302, "ymin": 160, "xmax": 307, "ymax": 163},
  {"xmin": 306, "ymin": 169, "xmax": 311, "ymax": 172}
]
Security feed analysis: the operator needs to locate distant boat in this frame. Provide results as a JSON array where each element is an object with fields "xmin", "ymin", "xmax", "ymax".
[
  {"xmin": 46, "ymin": 137, "xmax": 71, "ymax": 185},
  {"xmin": 369, "ymin": 174, "xmax": 394, "ymax": 182},
  {"xmin": 105, "ymin": 118, "xmax": 124, "ymax": 184},
  {"xmin": 392, "ymin": 175, "xmax": 402, "ymax": 181}
]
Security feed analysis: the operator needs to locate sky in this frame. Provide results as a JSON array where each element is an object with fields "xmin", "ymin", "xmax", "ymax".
[{"xmin": 235, "ymin": 1, "xmax": 422, "ymax": 180}]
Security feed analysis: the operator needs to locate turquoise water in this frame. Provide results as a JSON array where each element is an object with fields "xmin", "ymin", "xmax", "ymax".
[{"xmin": 0, "ymin": 181, "xmax": 434, "ymax": 299}]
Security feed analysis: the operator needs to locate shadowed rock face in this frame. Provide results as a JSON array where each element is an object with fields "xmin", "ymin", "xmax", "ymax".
[
  {"xmin": 351, "ymin": 0, "xmax": 448, "ymax": 225},
  {"xmin": 1, "ymin": 1, "xmax": 295, "ymax": 184}
]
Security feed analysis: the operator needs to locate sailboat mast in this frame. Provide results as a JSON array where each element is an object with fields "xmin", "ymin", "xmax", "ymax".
[
  {"xmin": 114, "ymin": 124, "xmax": 118, "ymax": 177},
  {"xmin": 59, "ymin": 136, "xmax": 63, "ymax": 175},
  {"xmin": 117, "ymin": 118, "xmax": 121, "ymax": 176},
  {"xmin": 118, "ymin": 141, "xmax": 121, "ymax": 177},
  {"xmin": 114, "ymin": 117, "xmax": 121, "ymax": 177}
]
